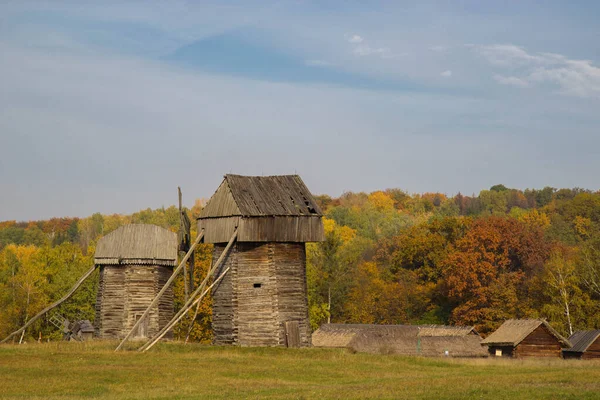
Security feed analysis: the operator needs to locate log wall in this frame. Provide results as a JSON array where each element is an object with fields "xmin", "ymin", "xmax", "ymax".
[
  {"xmin": 514, "ymin": 325, "xmax": 563, "ymax": 358},
  {"xmin": 211, "ymin": 242, "xmax": 311, "ymax": 347},
  {"xmin": 582, "ymin": 337, "xmax": 600, "ymax": 359},
  {"xmin": 95, "ymin": 264, "xmax": 173, "ymax": 339}
]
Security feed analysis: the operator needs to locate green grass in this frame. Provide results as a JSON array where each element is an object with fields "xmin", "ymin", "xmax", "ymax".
[{"xmin": 1, "ymin": 342, "xmax": 599, "ymax": 399}]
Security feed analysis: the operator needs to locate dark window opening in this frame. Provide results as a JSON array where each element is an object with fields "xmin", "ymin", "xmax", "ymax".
[{"xmin": 253, "ymin": 283, "xmax": 262, "ymax": 288}]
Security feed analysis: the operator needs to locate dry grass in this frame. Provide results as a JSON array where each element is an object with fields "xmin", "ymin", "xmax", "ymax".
[{"xmin": 1, "ymin": 341, "xmax": 599, "ymax": 399}]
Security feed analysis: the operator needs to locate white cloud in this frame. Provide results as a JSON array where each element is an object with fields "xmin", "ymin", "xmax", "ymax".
[
  {"xmin": 348, "ymin": 34, "xmax": 363, "ymax": 44},
  {"xmin": 345, "ymin": 34, "xmax": 395, "ymax": 59},
  {"xmin": 473, "ymin": 44, "xmax": 600, "ymax": 98},
  {"xmin": 493, "ymin": 75, "xmax": 529, "ymax": 88},
  {"xmin": 440, "ymin": 70, "xmax": 452, "ymax": 77}
]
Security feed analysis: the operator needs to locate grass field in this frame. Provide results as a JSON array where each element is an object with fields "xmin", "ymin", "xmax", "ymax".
[{"xmin": 1, "ymin": 342, "xmax": 599, "ymax": 399}]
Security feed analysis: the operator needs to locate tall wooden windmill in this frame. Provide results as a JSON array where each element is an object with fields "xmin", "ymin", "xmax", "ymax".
[{"xmin": 197, "ymin": 174, "xmax": 325, "ymax": 347}]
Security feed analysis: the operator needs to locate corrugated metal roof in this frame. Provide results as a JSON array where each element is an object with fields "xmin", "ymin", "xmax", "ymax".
[
  {"xmin": 564, "ymin": 330, "xmax": 600, "ymax": 353},
  {"xmin": 481, "ymin": 319, "xmax": 571, "ymax": 348},
  {"xmin": 94, "ymin": 224, "xmax": 177, "ymax": 265},
  {"xmin": 199, "ymin": 174, "xmax": 323, "ymax": 218}
]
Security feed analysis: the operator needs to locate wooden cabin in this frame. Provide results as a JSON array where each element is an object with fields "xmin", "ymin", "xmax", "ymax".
[
  {"xmin": 312, "ymin": 324, "xmax": 487, "ymax": 357},
  {"xmin": 197, "ymin": 174, "xmax": 325, "ymax": 347},
  {"xmin": 563, "ymin": 330, "xmax": 600, "ymax": 359},
  {"xmin": 94, "ymin": 224, "xmax": 177, "ymax": 339},
  {"xmin": 481, "ymin": 319, "xmax": 571, "ymax": 358}
]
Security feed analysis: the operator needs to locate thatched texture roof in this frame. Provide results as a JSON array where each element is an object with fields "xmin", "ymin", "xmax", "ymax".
[
  {"xmin": 199, "ymin": 175, "xmax": 323, "ymax": 218},
  {"xmin": 564, "ymin": 330, "xmax": 600, "ymax": 354},
  {"xmin": 312, "ymin": 324, "xmax": 487, "ymax": 357},
  {"xmin": 95, "ymin": 224, "xmax": 177, "ymax": 266},
  {"xmin": 481, "ymin": 319, "xmax": 571, "ymax": 348}
]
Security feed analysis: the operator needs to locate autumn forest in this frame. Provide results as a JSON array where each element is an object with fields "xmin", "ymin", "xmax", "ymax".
[{"xmin": 2, "ymin": 184, "xmax": 600, "ymax": 342}]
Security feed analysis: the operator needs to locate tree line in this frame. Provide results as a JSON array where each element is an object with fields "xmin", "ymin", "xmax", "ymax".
[{"xmin": 1, "ymin": 186, "xmax": 599, "ymax": 341}]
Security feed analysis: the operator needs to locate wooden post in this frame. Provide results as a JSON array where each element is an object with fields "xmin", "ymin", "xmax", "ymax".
[
  {"xmin": 115, "ymin": 230, "xmax": 204, "ymax": 351},
  {"xmin": 142, "ymin": 266, "xmax": 231, "ymax": 352},
  {"xmin": 1, "ymin": 265, "xmax": 98, "ymax": 344},
  {"xmin": 138, "ymin": 230, "xmax": 237, "ymax": 351},
  {"xmin": 179, "ymin": 187, "xmax": 189, "ymax": 302}
]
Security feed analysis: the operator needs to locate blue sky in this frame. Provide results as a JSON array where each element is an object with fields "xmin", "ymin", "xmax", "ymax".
[{"xmin": 1, "ymin": 1, "xmax": 599, "ymax": 220}]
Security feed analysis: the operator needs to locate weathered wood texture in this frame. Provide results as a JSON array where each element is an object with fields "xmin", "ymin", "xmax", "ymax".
[
  {"xmin": 582, "ymin": 337, "xmax": 600, "ymax": 359},
  {"xmin": 211, "ymin": 242, "xmax": 311, "ymax": 347},
  {"xmin": 563, "ymin": 330, "xmax": 600, "ymax": 359},
  {"xmin": 514, "ymin": 325, "xmax": 563, "ymax": 358},
  {"xmin": 201, "ymin": 175, "xmax": 322, "ymax": 218},
  {"xmin": 481, "ymin": 319, "xmax": 570, "ymax": 358},
  {"xmin": 95, "ymin": 265, "xmax": 173, "ymax": 339},
  {"xmin": 95, "ymin": 224, "xmax": 177, "ymax": 266},
  {"xmin": 487, "ymin": 345, "xmax": 514, "ymax": 357},
  {"xmin": 199, "ymin": 216, "xmax": 325, "ymax": 244},
  {"xmin": 313, "ymin": 324, "xmax": 486, "ymax": 357},
  {"xmin": 198, "ymin": 175, "xmax": 325, "ymax": 244}
]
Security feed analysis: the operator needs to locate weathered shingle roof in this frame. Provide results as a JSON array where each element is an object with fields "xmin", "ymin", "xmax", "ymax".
[
  {"xmin": 199, "ymin": 174, "xmax": 323, "ymax": 218},
  {"xmin": 481, "ymin": 319, "xmax": 571, "ymax": 348},
  {"xmin": 312, "ymin": 324, "xmax": 486, "ymax": 357},
  {"xmin": 95, "ymin": 224, "xmax": 177, "ymax": 266},
  {"xmin": 564, "ymin": 330, "xmax": 600, "ymax": 353}
]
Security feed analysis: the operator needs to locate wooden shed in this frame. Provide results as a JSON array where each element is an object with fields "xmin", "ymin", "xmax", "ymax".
[
  {"xmin": 481, "ymin": 319, "xmax": 571, "ymax": 358},
  {"xmin": 94, "ymin": 224, "xmax": 177, "ymax": 340},
  {"xmin": 312, "ymin": 324, "xmax": 487, "ymax": 357},
  {"xmin": 563, "ymin": 330, "xmax": 600, "ymax": 359},
  {"xmin": 197, "ymin": 174, "xmax": 324, "ymax": 347}
]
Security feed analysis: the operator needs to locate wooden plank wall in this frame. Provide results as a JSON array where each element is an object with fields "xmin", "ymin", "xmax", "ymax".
[
  {"xmin": 583, "ymin": 337, "xmax": 600, "ymax": 359},
  {"xmin": 211, "ymin": 242, "xmax": 311, "ymax": 347},
  {"xmin": 95, "ymin": 265, "xmax": 174, "ymax": 339},
  {"xmin": 211, "ymin": 244, "xmax": 238, "ymax": 345},
  {"xmin": 198, "ymin": 216, "xmax": 324, "ymax": 244},
  {"xmin": 273, "ymin": 243, "xmax": 311, "ymax": 347},
  {"xmin": 236, "ymin": 242, "xmax": 280, "ymax": 346},
  {"xmin": 515, "ymin": 325, "xmax": 562, "ymax": 358},
  {"xmin": 156, "ymin": 265, "xmax": 174, "ymax": 339}
]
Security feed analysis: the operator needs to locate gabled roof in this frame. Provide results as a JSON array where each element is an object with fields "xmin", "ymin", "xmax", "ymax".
[
  {"xmin": 199, "ymin": 174, "xmax": 323, "ymax": 218},
  {"xmin": 95, "ymin": 224, "xmax": 177, "ymax": 266},
  {"xmin": 481, "ymin": 319, "xmax": 571, "ymax": 348},
  {"xmin": 564, "ymin": 330, "xmax": 600, "ymax": 353}
]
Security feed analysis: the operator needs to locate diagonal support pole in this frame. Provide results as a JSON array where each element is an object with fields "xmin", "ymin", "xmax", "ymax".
[
  {"xmin": 138, "ymin": 229, "xmax": 237, "ymax": 352},
  {"xmin": 115, "ymin": 230, "xmax": 204, "ymax": 351},
  {"xmin": 1, "ymin": 265, "xmax": 98, "ymax": 344},
  {"xmin": 142, "ymin": 265, "xmax": 231, "ymax": 352}
]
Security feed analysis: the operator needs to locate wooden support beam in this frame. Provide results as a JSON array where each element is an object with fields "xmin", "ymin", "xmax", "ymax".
[
  {"xmin": 1, "ymin": 265, "xmax": 98, "ymax": 344},
  {"xmin": 138, "ymin": 229, "xmax": 237, "ymax": 352},
  {"xmin": 142, "ymin": 266, "xmax": 231, "ymax": 352},
  {"xmin": 115, "ymin": 230, "xmax": 204, "ymax": 351}
]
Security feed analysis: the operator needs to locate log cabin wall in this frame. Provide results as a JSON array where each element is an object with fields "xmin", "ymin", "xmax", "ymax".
[
  {"xmin": 211, "ymin": 242, "xmax": 311, "ymax": 347},
  {"xmin": 487, "ymin": 346, "xmax": 514, "ymax": 357},
  {"xmin": 95, "ymin": 264, "xmax": 174, "ymax": 339},
  {"xmin": 514, "ymin": 325, "xmax": 563, "ymax": 358},
  {"xmin": 94, "ymin": 224, "xmax": 177, "ymax": 340},
  {"xmin": 582, "ymin": 337, "xmax": 600, "ymax": 359}
]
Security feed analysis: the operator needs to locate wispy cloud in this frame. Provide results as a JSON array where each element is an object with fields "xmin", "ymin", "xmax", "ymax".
[
  {"xmin": 348, "ymin": 34, "xmax": 363, "ymax": 44},
  {"xmin": 440, "ymin": 70, "xmax": 452, "ymax": 77},
  {"xmin": 493, "ymin": 75, "xmax": 529, "ymax": 88},
  {"xmin": 472, "ymin": 44, "xmax": 600, "ymax": 98},
  {"xmin": 346, "ymin": 33, "xmax": 394, "ymax": 59}
]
